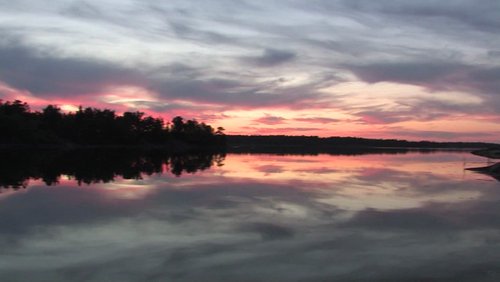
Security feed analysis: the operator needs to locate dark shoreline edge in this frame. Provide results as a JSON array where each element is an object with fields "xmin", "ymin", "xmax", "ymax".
[
  {"xmin": 0, "ymin": 144, "xmax": 485, "ymax": 157},
  {"xmin": 1, "ymin": 134, "xmax": 497, "ymax": 155},
  {"xmin": 0, "ymin": 142, "xmax": 225, "ymax": 154}
]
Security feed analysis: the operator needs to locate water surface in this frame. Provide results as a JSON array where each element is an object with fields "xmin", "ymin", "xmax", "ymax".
[{"xmin": 1, "ymin": 151, "xmax": 499, "ymax": 281}]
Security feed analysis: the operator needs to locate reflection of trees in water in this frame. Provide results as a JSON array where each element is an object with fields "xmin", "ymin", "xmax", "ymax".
[{"xmin": 0, "ymin": 150, "xmax": 225, "ymax": 189}]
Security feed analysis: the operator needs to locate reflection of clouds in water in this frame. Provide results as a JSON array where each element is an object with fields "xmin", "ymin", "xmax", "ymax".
[
  {"xmin": 254, "ymin": 164, "xmax": 285, "ymax": 175},
  {"xmin": 1, "ymin": 152, "xmax": 500, "ymax": 281},
  {"xmin": 237, "ymin": 222, "xmax": 295, "ymax": 241},
  {"xmin": 223, "ymin": 151, "xmax": 492, "ymax": 187}
]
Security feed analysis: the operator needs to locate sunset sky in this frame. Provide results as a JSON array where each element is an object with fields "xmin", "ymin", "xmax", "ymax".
[{"xmin": 1, "ymin": 0, "xmax": 499, "ymax": 141}]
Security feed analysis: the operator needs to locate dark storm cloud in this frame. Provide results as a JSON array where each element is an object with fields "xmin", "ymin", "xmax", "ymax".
[{"xmin": 243, "ymin": 48, "xmax": 297, "ymax": 67}]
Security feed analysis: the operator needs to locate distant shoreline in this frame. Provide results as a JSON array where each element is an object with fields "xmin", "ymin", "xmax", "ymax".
[
  {"xmin": 226, "ymin": 135, "xmax": 498, "ymax": 149},
  {"xmin": 1, "ymin": 134, "xmax": 496, "ymax": 155}
]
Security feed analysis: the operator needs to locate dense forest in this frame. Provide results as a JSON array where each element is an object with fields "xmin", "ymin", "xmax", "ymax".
[{"xmin": 0, "ymin": 100, "xmax": 225, "ymax": 149}]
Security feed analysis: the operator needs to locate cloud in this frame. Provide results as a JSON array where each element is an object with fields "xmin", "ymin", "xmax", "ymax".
[
  {"xmin": 340, "ymin": 0, "xmax": 500, "ymax": 33},
  {"xmin": 237, "ymin": 222, "xmax": 295, "ymax": 241},
  {"xmin": 240, "ymin": 126, "xmax": 322, "ymax": 135},
  {"xmin": 387, "ymin": 128, "xmax": 496, "ymax": 141},
  {"xmin": 0, "ymin": 187, "xmax": 140, "ymax": 235},
  {"xmin": 468, "ymin": 66, "xmax": 500, "ymax": 95},
  {"xmin": 60, "ymin": 1, "xmax": 103, "ymax": 19},
  {"xmin": 355, "ymin": 109, "xmax": 449, "ymax": 125},
  {"xmin": 294, "ymin": 117, "xmax": 340, "ymax": 124},
  {"xmin": 151, "ymin": 77, "xmax": 327, "ymax": 109},
  {"xmin": 344, "ymin": 207, "xmax": 453, "ymax": 231},
  {"xmin": 356, "ymin": 110, "xmax": 409, "ymax": 124},
  {"xmin": 344, "ymin": 61, "xmax": 468, "ymax": 87},
  {"xmin": 253, "ymin": 115, "xmax": 286, "ymax": 125},
  {"xmin": 345, "ymin": 61, "xmax": 500, "ymax": 115},
  {"xmin": 344, "ymin": 198, "xmax": 500, "ymax": 232},
  {"xmin": 243, "ymin": 48, "xmax": 297, "ymax": 67},
  {"xmin": 254, "ymin": 164, "xmax": 284, "ymax": 174},
  {"xmin": 0, "ymin": 0, "xmax": 498, "ymax": 140},
  {"xmin": 488, "ymin": 50, "xmax": 500, "ymax": 58},
  {"xmin": 0, "ymin": 44, "xmax": 145, "ymax": 97},
  {"xmin": 0, "ymin": 41, "xmax": 327, "ymax": 110}
]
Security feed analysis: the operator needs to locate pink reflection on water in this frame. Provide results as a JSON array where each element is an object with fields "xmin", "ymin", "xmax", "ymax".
[
  {"xmin": 1, "ymin": 151, "xmax": 496, "ymax": 204},
  {"xmin": 211, "ymin": 152, "xmax": 495, "ymax": 210},
  {"xmin": 218, "ymin": 151, "xmax": 491, "ymax": 183}
]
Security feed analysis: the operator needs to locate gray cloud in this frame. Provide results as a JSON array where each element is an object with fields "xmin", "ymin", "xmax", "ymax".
[
  {"xmin": 150, "ymin": 77, "xmax": 325, "ymax": 108},
  {"xmin": 237, "ymin": 222, "xmax": 295, "ymax": 241},
  {"xmin": 0, "ymin": 41, "xmax": 327, "ymax": 109},
  {"xmin": 345, "ymin": 198, "xmax": 500, "ymax": 232},
  {"xmin": 253, "ymin": 115, "xmax": 286, "ymax": 125},
  {"xmin": 345, "ymin": 61, "xmax": 500, "ymax": 114},
  {"xmin": 0, "ymin": 0, "xmax": 498, "ymax": 139},
  {"xmin": 344, "ymin": 61, "xmax": 468, "ymax": 87},
  {"xmin": 385, "ymin": 127, "xmax": 496, "ymax": 140},
  {"xmin": 0, "ymin": 44, "xmax": 144, "ymax": 97},
  {"xmin": 488, "ymin": 50, "xmax": 500, "ymax": 58},
  {"xmin": 60, "ymin": 1, "xmax": 103, "ymax": 19},
  {"xmin": 240, "ymin": 126, "xmax": 322, "ymax": 134},
  {"xmin": 255, "ymin": 164, "xmax": 285, "ymax": 174},
  {"xmin": 341, "ymin": 0, "xmax": 500, "ymax": 33},
  {"xmin": 243, "ymin": 48, "xmax": 297, "ymax": 67},
  {"xmin": 355, "ymin": 108, "xmax": 453, "ymax": 125},
  {"xmin": 294, "ymin": 117, "xmax": 340, "ymax": 124}
]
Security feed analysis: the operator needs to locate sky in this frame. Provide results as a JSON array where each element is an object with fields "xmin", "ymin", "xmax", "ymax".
[{"xmin": 0, "ymin": 0, "xmax": 499, "ymax": 142}]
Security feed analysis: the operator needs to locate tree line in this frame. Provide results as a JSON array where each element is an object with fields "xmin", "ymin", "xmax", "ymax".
[
  {"xmin": 226, "ymin": 135, "xmax": 498, "ymax": 152},
  {"xmin": 0, "ymin": 100, "xmax": 225, "ymax": 147}
]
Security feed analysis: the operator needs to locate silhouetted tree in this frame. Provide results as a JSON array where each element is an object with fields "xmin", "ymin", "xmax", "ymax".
[{"xmin": 0, "ymin": 100, "xmax": 225, "ymax": 148}]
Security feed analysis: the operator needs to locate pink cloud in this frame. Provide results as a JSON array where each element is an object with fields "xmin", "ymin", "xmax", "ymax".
[{"xmin": 253, "ymin": 115, "xmax": 287, "ymax": 125}]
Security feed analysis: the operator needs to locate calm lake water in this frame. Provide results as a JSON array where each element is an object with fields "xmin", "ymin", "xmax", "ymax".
[{"xmin": 1, "ymin": 151, "xmax": 499, "ymax": 281}]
